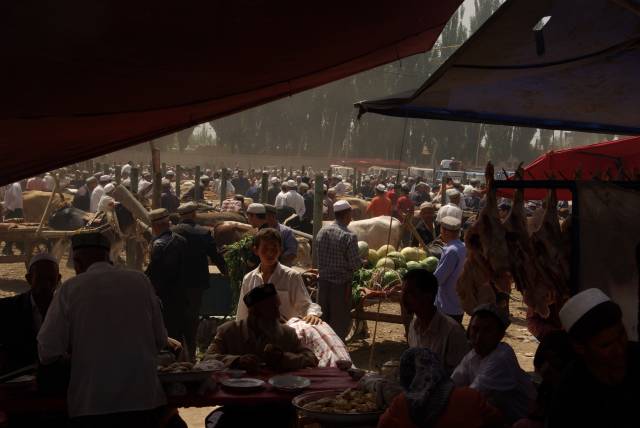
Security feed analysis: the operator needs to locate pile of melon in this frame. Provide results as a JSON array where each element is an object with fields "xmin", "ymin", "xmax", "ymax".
[{"xmin": 363, "ymin": 242, "xmax": 439, "ymax": 274}]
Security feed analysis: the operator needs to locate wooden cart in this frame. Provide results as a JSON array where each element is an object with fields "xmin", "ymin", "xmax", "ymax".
[{"xmin": 0, "ymin": 224, "xmax": 76, "ymax": 267}]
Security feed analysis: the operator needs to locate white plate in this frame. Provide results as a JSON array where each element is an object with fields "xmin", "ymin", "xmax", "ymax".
[
  {"xmin": 268, "ymin": 375, "xmax": 311, "ymax": 391},
  {"xmin": 220, "ymin": 378, "xmax": 265, "ymax": 392}
]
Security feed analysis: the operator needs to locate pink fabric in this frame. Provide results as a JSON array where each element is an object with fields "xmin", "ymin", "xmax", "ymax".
[{"xmin": 286, "ymin": 318, "xmax": 351, "ymax": 368}]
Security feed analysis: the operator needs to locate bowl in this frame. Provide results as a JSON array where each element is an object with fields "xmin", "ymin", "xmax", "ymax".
[
  {"xmin": 225, "ymin": 369, "xmax": 247, "ymax": 378},
  {"xmin": 268, "ymin": 375, "xmax": 311, "ymax": 392},
  {"xmin": 292, "ymin": 390, "xmax": 383, "ymax": 425}
]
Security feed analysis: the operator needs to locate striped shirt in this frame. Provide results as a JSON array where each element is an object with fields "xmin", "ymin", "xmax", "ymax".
[{"xmin": 316, "ymin": 222, "xmax": 361, "ymax": 284}]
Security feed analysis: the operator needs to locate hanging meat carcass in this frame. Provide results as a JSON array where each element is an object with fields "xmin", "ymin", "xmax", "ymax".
[
  {"xmin": 527, "ymin": 189, "xmax": 571, "ymax": 317},
  {"xmin": 456, "ymin": 162, "xmax": 510, "ymax": 313}
]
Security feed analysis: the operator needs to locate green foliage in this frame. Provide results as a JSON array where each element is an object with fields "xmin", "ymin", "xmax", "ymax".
[{"xmin": 223, "ymin": 234, "xmax": 258, "ymax": 314}]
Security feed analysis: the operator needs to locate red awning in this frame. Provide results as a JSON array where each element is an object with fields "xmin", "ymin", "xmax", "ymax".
[
  {"xmin": 0, "ymin": 1, "xmax": 462, "ymax": 186},
  {"xmin": 500, "ymin": 136, "xmax": 640, "ymax": 200}
]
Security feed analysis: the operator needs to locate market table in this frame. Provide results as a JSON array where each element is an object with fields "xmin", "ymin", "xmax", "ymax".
[{"xmin": 0, "ymin": 367, "xmax": 357, "ymax": 420}]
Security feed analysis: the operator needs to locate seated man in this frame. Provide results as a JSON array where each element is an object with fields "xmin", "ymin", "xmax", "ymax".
[
  {"xmin": 401, "ymin": 269, "xmax": 469, "ymax": 375},
  {"xmin": 236, "ymin": 228, "xmax": 351, "ymax": 367},
  {"xmin": 205, "ymin": 283, "xmax": 318, "ymax": 372},
  {"xmin": 0, "ymin": 254, "xmax": 60, "ymax": 374},
  {"xmin": 452, "ymin": 304, "xmax": 536, "ymax": 425},
  {"xmin": 548, "ymin": 288, "xmax": 640, "ymax": 428}
]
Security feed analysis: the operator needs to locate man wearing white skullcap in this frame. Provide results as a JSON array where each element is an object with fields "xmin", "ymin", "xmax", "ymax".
[
  {"xmin": 433, "ymin": 216, "xmax": 466, "ymax": 323},
  {"xmin": 315, "ymin": 199, "xmax": 361, "ymax": 339},
  {"xmin": 0, "ymin": 253, "xmax": 60, "ymax": 374},
  {"xmin": 436, "ymin": 189, "xmax": 463, "ymax": 225},
  {"xmin": 366, "ymin": 184, "xmax": 392, "ymax": 217},
  {"xmin": 548, "ymin": 288, "xmax": 639, "ymax": 427},
  {"xmin": 89, "ymin": 175, "xmax": 109, "ymax": 213},
  {"xmin": 276, "ymin": 179, "xmax": 306, "ymax": 218}
]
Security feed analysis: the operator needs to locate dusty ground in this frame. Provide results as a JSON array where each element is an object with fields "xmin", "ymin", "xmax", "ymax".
[{"xmin": 1, "ymin": 258, "xmax": 536, "ymax": 427}]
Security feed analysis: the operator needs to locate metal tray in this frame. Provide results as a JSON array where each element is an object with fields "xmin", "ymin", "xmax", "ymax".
[{"xmin": 292, "ymin": 390, "xmax": 383, "ymax": 425}]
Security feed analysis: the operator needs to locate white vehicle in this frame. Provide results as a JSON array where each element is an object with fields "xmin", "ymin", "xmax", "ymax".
[
  {"xmin": 435, "ymin": 169, "xmax": 466, "ymax": 183},
  {"xmin": 367, "ymin": 166, "xmax": 404, "ymax": 178},
  {"xmin": 407, "ymin": 167, "xmax": 434, "ymax": 182},
  {"xmin": 329, "ymin": 165, "xmax": 354, "ymax": 178}
]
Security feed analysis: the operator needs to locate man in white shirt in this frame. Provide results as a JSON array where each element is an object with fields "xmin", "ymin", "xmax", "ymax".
[
  {"xmin": 333, "ymin": 176, "xmax": 347, "ymax": 196},
  {"xmin": 235, "ymin": 228, "xmax": 350, "ymax": 367},
  {"xmin": 89, "ymin": 175, "xmax": 110, "ymax": 213},
  {"xmin": 274, "ymin": 181, "xmax": 289, "ymax": 210},
  {"xmin": 38, "ymin": 232, "xmax": 172, "ymax": 427},
  {"xmin": 451, "ymin": 303, "xmax": 536, "ymax": 425},
  {"xmin": 3, "ymin": 182, "xmax": 23, "ymax": 219},
  {"xmin": 279, "ymin": 180, "xmax": 306, "ymax": 218}
]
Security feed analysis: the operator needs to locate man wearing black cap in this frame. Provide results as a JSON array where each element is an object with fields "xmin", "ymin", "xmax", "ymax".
[
  {"xmin": 548, "ymin": 289, "xmax": 640, "ymax": 427},
  {"xmin": 38, "ymin": 232, "xmax": 171, "ymax": 427},
  {"xmin": 173, "ymin": 202, "xmax": 227, "ymax": 361},
  {"xmin": 451, "ymin": 303, "xmax": 535, "ymax": 425},
  {"xmin": 146, "ymin": 209, "xmax": 188, "ymax": 344},
  {"xmin": 204, "ymin": 283, "xmax": 317, "ymax": 371}
]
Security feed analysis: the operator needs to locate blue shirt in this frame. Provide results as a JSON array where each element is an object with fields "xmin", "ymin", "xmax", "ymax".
[
  {"xmin": 278, "ymin": 223, "xmax": 298, "ymax": 260},
  {"xmin": 434, "ymin": 239, "xmax": 466, "ymax": 315}
]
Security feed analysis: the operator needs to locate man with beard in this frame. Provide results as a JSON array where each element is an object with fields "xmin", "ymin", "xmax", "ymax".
[{"xmin": 204, "ymin": 283, "xmax": 318, "ymax": 371}]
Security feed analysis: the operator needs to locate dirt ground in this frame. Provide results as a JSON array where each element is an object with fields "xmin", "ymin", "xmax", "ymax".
[{"xmin": 1, "ymin": 259, "xmax": 537, "ymax": 427}]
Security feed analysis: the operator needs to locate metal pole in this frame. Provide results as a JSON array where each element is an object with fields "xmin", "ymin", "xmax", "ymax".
[
  {"xmin": 130, "ymin": 167, "xmax": 139, "ymax": 194},
  {"xmin": 220, "ymin": 167, "xmax": 228, "ymax": 203},
  {"xmin": 312, "ymin": 173, "xmax": 324, "ymax": 268},
  {"xmin": 261, "ymin": 172, "xmax": 269, "ymax": 203},
  {"xmin": 175, "ymin": 164, "xmax": 182, "ymax": 198},
  {"xmin": 194, "ymin": 166, "xmax": 202, "ymax": 201}
]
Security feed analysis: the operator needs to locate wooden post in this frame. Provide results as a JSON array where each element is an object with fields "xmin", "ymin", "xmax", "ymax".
[
  {"xmin": 161, "ymin": 162, "xmax": 167, "ymax": 176},
  {"xmin": 220, "ymin": 167, "xmax": 228, "ymax": 203},
  {"xmin": 175, "ymin": 165, "xmax": 182, "ymax": 198},
  {"xmin": 152, "ymin": 171, "xmax": 162, "ymax": 209},
  {"xmin": 281, "ymin": 166, "xmax": 285, "ymax": 180},
  {"xmin": 261, "ymin": 172, "xmax": 268, "ymax": 203},
  {"xmin": 194, "ymin": 166, "xmax": 202, "ymax": 201},
  {"xmin": 94, "ymin": 162, "xmax": 101, "ymax": 174},
  {"xmin": 312, "ymin": 173, "xmax": 324, "ymax": 268},
  {"xmin": 130, "ymin": 167, "xmax": 139, "ymax": 194},
  {"xmin": 35, "ymin": 175, "xmax": 60, "ymax": 237},
  {"xmin": 115, "ymin": 165, "xmax": 121, "ymax": 185}
]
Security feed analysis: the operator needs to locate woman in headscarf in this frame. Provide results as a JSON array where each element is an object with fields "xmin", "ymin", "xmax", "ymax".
[{"xmin": 378, "ymin": 348, "xmax": 503, "ymax": 428}]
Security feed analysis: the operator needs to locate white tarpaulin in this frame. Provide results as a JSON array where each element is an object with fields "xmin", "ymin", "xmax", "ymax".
[{"xmin": 578, "ymin": 182, "xmax": 640, "ymax": 341}]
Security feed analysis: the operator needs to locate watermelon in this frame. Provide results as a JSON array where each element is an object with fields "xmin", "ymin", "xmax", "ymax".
[
  {"xmin": 386, "ymin": 252, "xmax": 407, "ymax": 269},
  {"xmin": 400, "ymin": 247, "xmax": 420, "ymax": 262},
  {"xmin": 357, "ymin": 241, "xmax": 369, "ymax": 258},
  {"xmin": 376, "ymin": 257, "xmax": 396, "ymax": 269},
  {"xmin": 381, "ymin": 270, "xmax": 402, "ymax": 288},
  {"xmin": 377, "ymin": 244, "xmax": 396, "ymax": 259},
  {"xmin": 396, "ymin": 268, "xmax": 407, "ymax": 278},
  {"xmin": 367, "ymin": 249, "xmax": 379, "ymax": 266},
  {"xmin": 423, "ymin": 256, "xmax": 439, "ymax": 273},
  {"xmin": 406, "ymin": 261, "xmax": 421, "ymax": 271},
  {"xmin": 416, "ymin": 248, "xmax": 427, "ymax": 260}
]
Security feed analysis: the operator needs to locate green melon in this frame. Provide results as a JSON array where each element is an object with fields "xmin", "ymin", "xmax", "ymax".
[
  {"xmin": 377, "ymin": 244, "xmax": 396, "ymax": 259},
  {"xmin": 400, "ymin": 247, "xmax": 420, "ymax": 262},
  {"xmin": 423, "ymin": 256, "xmax": 439, "ymax": 273},
  {"xmin": 375, "ymin": 257, "xmax": 396, "ymax": 269}
]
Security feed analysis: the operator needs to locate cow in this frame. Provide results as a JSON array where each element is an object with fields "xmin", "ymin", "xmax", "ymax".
[
  {"xmin": 213, "ymin": 221, "xmax": 253, "ymax": 248},
  {"xmin": 336, "ymin": 196, "xmax": 369, "ymax": 220},
  {"xmin": 22, "ymin": 191, "xmax": 73, "ymax": 223},
  {"xmin": 195, "ymin": 211, "xmax": 247, "ymax": 227},
  {"xmin": 324, "ymin": 215, "xmax": 402, "ymax": 250}
]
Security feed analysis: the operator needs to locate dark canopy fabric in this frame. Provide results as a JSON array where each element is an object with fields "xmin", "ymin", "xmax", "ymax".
[
  {"xmin": 0, "ymin": 0, "xmax": 462, "ymax": 186},
  {"xmin": 499, "ymin": 136, "xmax": 640, "ymax": 201},
  {"xmin": 356, "ymin": 0, "xmax": 640, "ymax": 134}
]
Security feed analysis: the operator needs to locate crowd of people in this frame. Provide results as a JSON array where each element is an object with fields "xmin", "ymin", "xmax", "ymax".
[{"xmin": 0, "ymin": 162, "xmax": 637, "ymax": 428}]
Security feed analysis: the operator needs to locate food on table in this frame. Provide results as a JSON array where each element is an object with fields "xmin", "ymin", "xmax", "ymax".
[
  {"xmin": 158, "ymin": 361, "xmax": 195, "ymax": 373},
  {"xmin": 303, "ymin": 388, "xmax": 379, "ymax": 413}
]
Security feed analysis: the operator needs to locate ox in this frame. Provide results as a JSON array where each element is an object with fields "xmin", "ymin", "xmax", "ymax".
[
  {"xmin": 336, "ymin": 196, "xmax": 369, "ymax": 221},
  {"xmin": 324, "ymin": 216, "xmax": 402, "ymax": 250}
]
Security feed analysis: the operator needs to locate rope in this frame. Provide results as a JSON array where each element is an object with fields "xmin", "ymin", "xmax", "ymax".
[{"xmin": 368, "ymin": 114, "xmax": 409, "ymax": 370}]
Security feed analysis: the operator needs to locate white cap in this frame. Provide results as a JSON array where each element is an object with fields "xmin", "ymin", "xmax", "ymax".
[
  {"xmin": 99, "ymin": 175, "xmax": 111, "ymax": 182},
  {"xmin": 559, "ymin": 288, "xmax": 611, "ymax": 332},
  {"xmin": 165, "ymin": 170, "xmax": 175, "ymax": 176},
  {"xmin": 270, "ymin": 177, "xmax": 280, "ymax": 184},
  {"xmin": 336, "ymin": 175, "xmax": 343, "ymax": 180},
  {"xmin": 247, "ymin": 203, "xmax": 266, "ymax": 214},
  {"xmin": 446, "ymin": 188, "xmax": 460, "ymax": 198},
  {"xmin": 28, "ymin": 253, "xmax": 59, "ymax": 271},
  {"xmin": 333, "ymin": 200, "xmax": 352, "ymax": 213},
  {"xmin": 376, "ymin": 184, "xmax": 386, "ymax": 192},
  {"xmin": 103, "ymin": 183, "xmax": 115, "ymax": 194},
  {"xmin": 200, "ymin": 175, "xmax": 210, "ymax": 182},
  {"xmin": 440, "ymin": 216, "xmax": 461, "ymax": 231},
  {"xmin": 286, "ymin": 180, "xmax": 297, "ymax": 187},
  {"xmin": 419, "ymin": 202, "xmax": 434, "ymax": 211}
]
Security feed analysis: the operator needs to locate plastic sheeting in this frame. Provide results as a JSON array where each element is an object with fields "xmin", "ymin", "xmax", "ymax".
[
  {"xmin": 0, "ymin": 0, "xmax": 462, "ymax": 185},
  {"xmin": 356, "ymin": 0, "xmax": 640, "ymax": 135}
]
